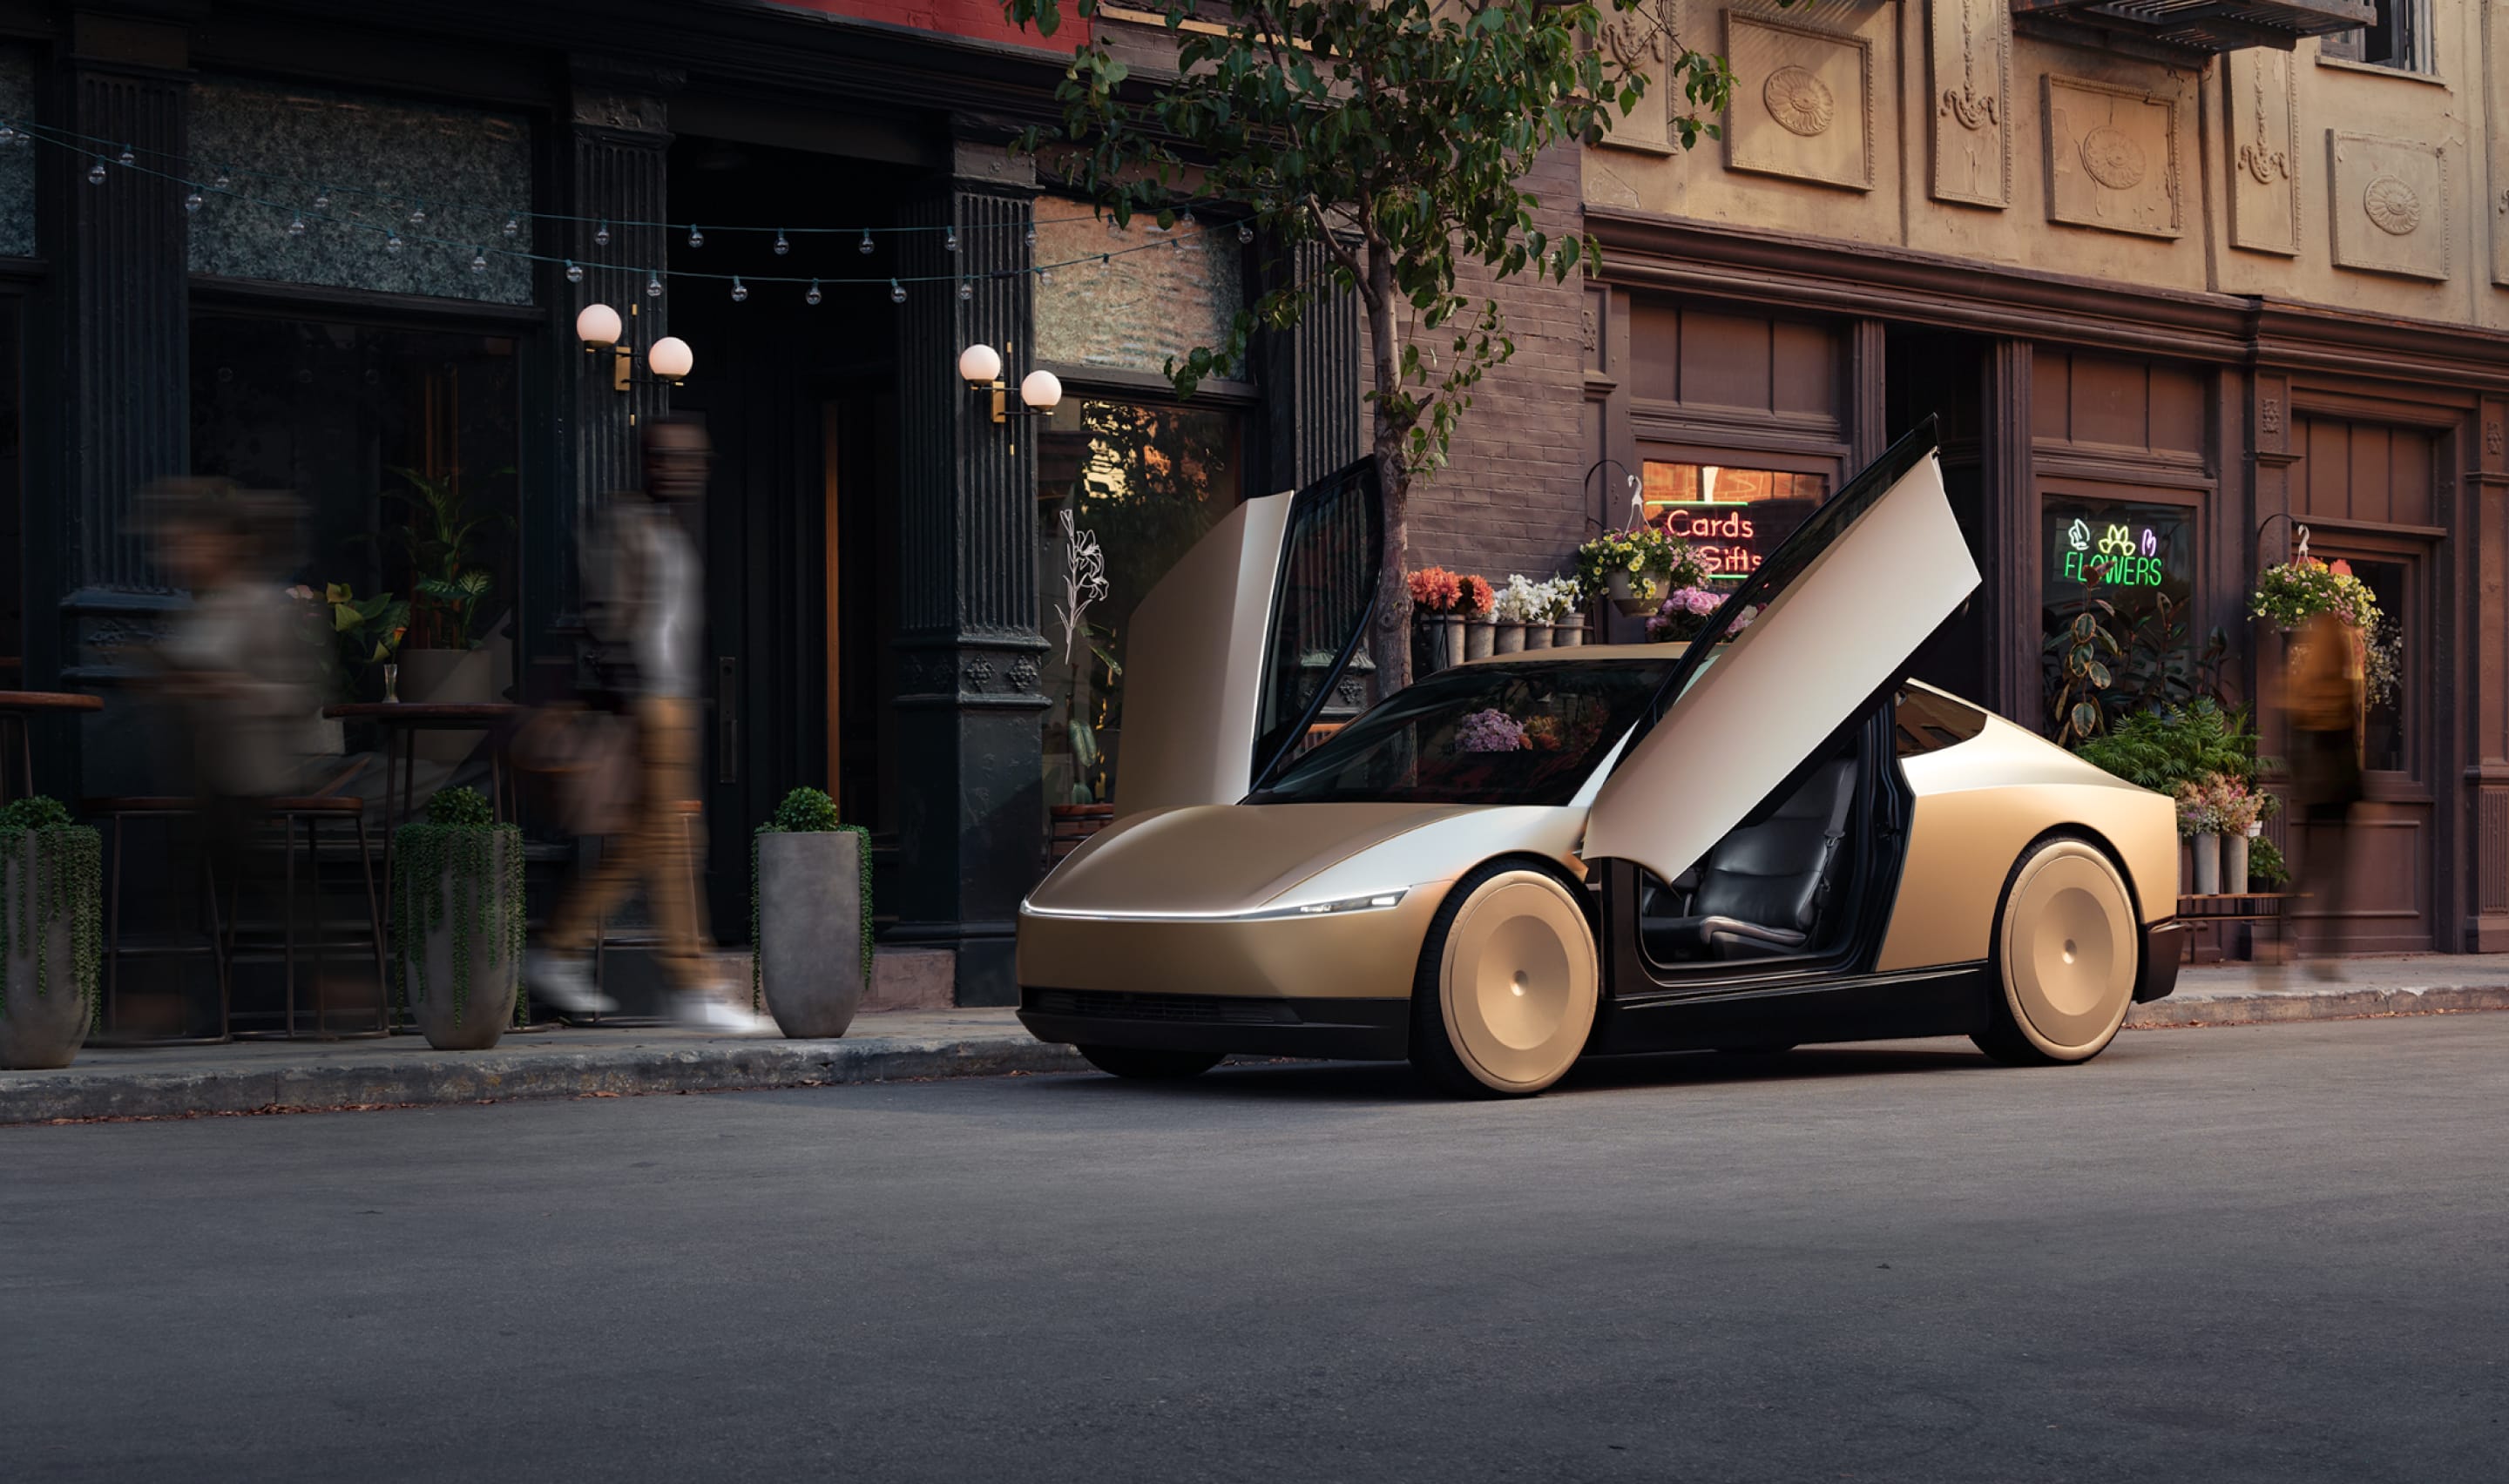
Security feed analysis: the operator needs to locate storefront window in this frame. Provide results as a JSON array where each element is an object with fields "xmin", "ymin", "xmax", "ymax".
[
  {"xmin": 1032, "ymin": 196, "xmax": 1243, "ymax": 378},
  {"xmin": 1640, "ymin": 461, "xmax": 1825, "ymax": 582},
  {"xmin": 189, "ymin": 314, "xmax": 520, "ymax": 699},
  {"xmin": 1037, "ymin": 398, "xmax": 1243, "ymax": 810},
  {"xmin": 2039, "ymin": 498, "xmax": 2200, "ymax": 723}
]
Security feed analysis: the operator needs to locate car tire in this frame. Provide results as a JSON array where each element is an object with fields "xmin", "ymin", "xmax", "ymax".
[
  {"xmin": 1077, "ymin": 1045, "xmax": 1225, "ymax": 1081},
  {"xmin": 1972, "ymin": 835, "xmax": 2141, "ymax": 1067},
  {"xmin": 1410, "ymin": 860, "xmax": 1599, "ymax": 1098}
]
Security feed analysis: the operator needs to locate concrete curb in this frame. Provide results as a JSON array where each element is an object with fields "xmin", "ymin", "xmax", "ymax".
[
  {"xmin": 1, "ymin": 1031, "xmax": 1092, "ymax": 1126},
  {"xmin": 2127, "ymin": 982, "xmax": 2509, "ymax": 1029}
]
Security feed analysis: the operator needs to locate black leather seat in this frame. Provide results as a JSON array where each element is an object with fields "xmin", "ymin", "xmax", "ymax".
[{"xmin": 1644, "ymin": 759, "xmax": 1856, "ymax": 961}]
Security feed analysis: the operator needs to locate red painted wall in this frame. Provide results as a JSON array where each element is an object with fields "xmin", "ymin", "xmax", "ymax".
[{"xmin": 764, "ymin": 0, "xmax": 1085, "ymax": 51}]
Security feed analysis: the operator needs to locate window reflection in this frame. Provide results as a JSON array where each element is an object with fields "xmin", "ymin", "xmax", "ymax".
[
  {"xmin": 1640, "ymin": 461, "xmax": 1825, "ymax": 583},
  {"xmin": 1036, "ymin": 397, "xmax": 1242, "ymax": 816}
]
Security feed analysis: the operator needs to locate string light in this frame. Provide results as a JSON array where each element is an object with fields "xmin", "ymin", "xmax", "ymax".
[
  {"xmin": 0, "ymin": 125, "xmax": 16, "ymax": 145},
  {"xmin": 117, "ymin": 144, "xmax": 134, "ymax": 167},
  {"xmin": 314, "ymin": 185, "xmax": 330, "ymax": 211},
  {"xmin": 730, "ymin": 275, "xmax": 748, "ymax": 302},
  {"xmin": 565, "ymin": 260, "xmax": 584, "ymax": 284},
  {"xmin": 889, "ymin": 279, "xmax": 905, "ymax": 304},
  {"xmin": 1025, "ymin": 224, "xmax": 1037, "ymax": 248},
  {"xmin": 502, "ymin": 213, "xmax": 520, "ymax": 239},
  {"xmin": 858, "ymin": 229, "xmax": 874, "ymax": 254},
  {"xmin": 957, "ymin": 278, "xmax": 973, "ymax": 300},
  {"xmin": 85, "ymin": 158, "xmax": 105, "ymax": 185},
  {"xmin": 774, "ymin": 230, "xmax": 789, "ymax": 256},
  {"xmin": 287, "ymin": 211, "xmax": 307, "ymax": 237},
  {"xmin": 183, "ymin": 189, "xmax": 203, "ymax": 213},
  {"xmin": 384, "ymin": 230, "xmax": 404, "ymax": 254},
  {"xmin": 1239, "ymin": 222, "xmax": 1254, "ymax": 244},
  {"xmin": 806, "ymin": 280, "xmax": 822, "ymax": 306},
  {"xmin": 213, "ymin": 167, "xmax": 231, "ymax": 191},
  {"xmin": 595, "ymin": 220, "xmax": 611, "ymax": 247},
  {"xmin": 944, "ymin": 226, "xmax": 959, "ymax": 253},
  {"xmin": 407, "ymin": 203, "xmax": 427, "ymax": 226},
  {"xmin": 646, "ymin": 272, "xmax": 663, "ymax": 298},
  {"xmin": 470, "ymin": 246, "xmax": 490, "ymax": 273},
  {"xmin": 688, "ymin": 224, "xmax": 704, "ymax": 247}
]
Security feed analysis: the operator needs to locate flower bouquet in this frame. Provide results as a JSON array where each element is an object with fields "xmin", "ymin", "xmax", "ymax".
[
  {"xmin": 1644, "ymin": 585, "xmax": 1724, "ymax": 643},
  {"xmin": 1453, "ymin": 708, "xmax": 1527, "ymax": 754}
]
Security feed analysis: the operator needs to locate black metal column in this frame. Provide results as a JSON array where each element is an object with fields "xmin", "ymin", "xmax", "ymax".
[
  {"xmin": 889, "ymin": 133, "xmax": 1046, "ymax": 1007},
  {"xmin": 1255, "ymin": 235, "xmax": 1361, "ymax": 495}
]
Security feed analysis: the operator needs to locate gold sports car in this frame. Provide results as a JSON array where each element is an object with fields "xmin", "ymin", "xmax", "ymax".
[{"xmin": 1018, "ymin": 426, "xmax": 2185, "ymax": 1096}]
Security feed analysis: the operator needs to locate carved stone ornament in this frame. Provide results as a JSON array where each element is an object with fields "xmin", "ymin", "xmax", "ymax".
[
  {"xmin": 1724, "ymin": 12, "xmax": 1875, "ymax": 192},
  {"xmin": 2227, "ymin": 50, "xmax": 2299, "ymax": 257},
  {"xmin": 1579, "ymin": 306, "xmax": 1598, "ymax": 354},
  {"xmin": 1594, "ymin": 0, "xmax": 1674, "ymax": 155},
  {"xmin": 2330, "ymin": 132, "xmax": 2449, "ymax": 281},
  {"xmin": 2260, "ymin": 396, "xmax": 2284, "ymax": 436},
  {"xmin": 1928, "ymin": 0, "xmax": 2012, "ymax": 208},
  {"xmin": 2043, "ymin": 76, "xmax": 2181, "ymax": 239},
  {"xmin": 1763, "ymin": 66, "xmax": 1836, "ymax": 137},
  {"xmin": 2487, "ymin": 420, "xmax": 2504, "ymax": 456}
]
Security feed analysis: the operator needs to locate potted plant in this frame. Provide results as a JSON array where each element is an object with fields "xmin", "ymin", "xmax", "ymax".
[
  {"xmin": 1577, "ymin": 527, "xmax": 1705, "ymax": 617},
  {"xmin": 751, "ymin": 786, "xmax": 872, "ymax": 1038},
  {"xmin": 2174, "ymin": 775, "xmax": 2227, "ymax": 894},
  {"xmin": 393, "ymin": 786, "xmax": 523, "ymax": 1050},
  {"xmin": 2250, "ymin": 532, "xmax": 2379, "ymax": 634},
  {"xmin": 0, "ymin": 797, "xmax": 101, "ymax": 1071},
  {"xmin": 1407, "ymin": 566, "xmax": 1465, "ymax": 672},
  {"xmin": 1458, "ymin": 574, "xmax": 1496, "ymax": 661},
  {"xmin": 1048, "ymin": 509, "xmax": 1119, "ymax": 851},
  {"xmin": 388, "ymin": 467, "xmax": 508, "ymax": 762},
  {"xmin": 2215, "ymin": 777, "xmax": 2276, "ymax": 894},
  {"xmin": 1643, "ymin": 585, "xmax": 1722, "ymax": 644},
  {"xmin": 1497, "ymin": 575, "xmax": 1551, "ymax": 651},
  {"xmin": 1550, "ymin": 577, "xmax": 1587, "ymax": 647}
]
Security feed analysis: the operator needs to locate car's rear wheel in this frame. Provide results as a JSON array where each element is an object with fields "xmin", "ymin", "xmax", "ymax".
[
  {"xmin": 1973, "ymin": 836, "xmax": 2140, "ymax": 1067},
  {"xmin": 1077, "ymin": 1045, "xmax": 1225, "ymax": 1081},
  {"xmin": 1410, "ymin": 862, "xmax": 1599, "ymax": 1098}
]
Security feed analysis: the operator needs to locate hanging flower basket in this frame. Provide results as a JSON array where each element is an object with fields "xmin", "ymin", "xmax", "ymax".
[
  {"xmin": 2249, "ymin": 530, "xmax": 2379, "ymax": 633},
  {"xmin": 1579, "ymin": 529, "xmax": 1707, "ymax": 617}
]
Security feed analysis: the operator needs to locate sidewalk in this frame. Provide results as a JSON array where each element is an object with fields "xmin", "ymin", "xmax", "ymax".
[{"xmin": 5, "ymin": 955, "xmax": 2505, "ymax": 1124}]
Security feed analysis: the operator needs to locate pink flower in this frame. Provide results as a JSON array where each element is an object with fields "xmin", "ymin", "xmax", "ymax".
[{"xmin": 1453, "ymin": 708, "xmax": 1527, "ymax": 753}]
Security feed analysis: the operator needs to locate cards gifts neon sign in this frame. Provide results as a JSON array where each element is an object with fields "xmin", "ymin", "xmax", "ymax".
[
  {"xmin": 1655, "ymin": 503, "xmax": 1763, "ymax": 580},
  {"xmin": 2053, "ymin": 516, "xmax": 2169, "ymax": 588}
]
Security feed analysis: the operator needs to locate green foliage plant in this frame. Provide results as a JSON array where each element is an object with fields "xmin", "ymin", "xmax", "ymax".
[
  {"xmin": 2250, "ymin": 550, "xmax": 2379, "ymax": 633},
  {"xmin": 0, "ymin": 796, "xmax": 102, "ymax": 1027},
  {"xmin": 2247, "ymin": 835, "xmax": 2291, "ymax": 889},
  {"xmin": 1575, "ymin": 528, "xmax": 1707, "ymax": 607},
  {"xmin": 2046, "ymin": 604, "xmax": 2122, "ymax": 745},
  {"xmin": 750, "ymin": 787, "xmax": 873, "ymax": 1012},
  {"xmin": 2071, "ymin": 699, "xmax": 2265, "ymax": 793},
  {"xmin": 392, "ymin": 786, "xmax": 523, "ymax": 1031},
  {"xmin": 1002, "ymin": 0, "xmax": 1774, "ymax": 686},
  {"xmin": 387, "ymin": 467, "xmax": 509, "ymax": 651}
]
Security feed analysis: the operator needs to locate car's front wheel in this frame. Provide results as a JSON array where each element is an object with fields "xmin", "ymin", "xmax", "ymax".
[
  {"xmin": 1973, "ymin": 836, "xmax": 2141, "ymax": 1066},
  {"xmin": 1077, "ymin": 1045, "xmax": 1225, "ymax": 1081},
  {"xmin": 1410, "ymin": 862, "xmax": 1599, "ymax": 1098}
]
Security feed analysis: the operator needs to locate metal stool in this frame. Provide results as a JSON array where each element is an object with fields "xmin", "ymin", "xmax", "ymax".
[
  {"xmin": 227, "ymin": 795, "xmax": 389, "ymax": 1040},
  {"xmin": 84, "ymin": 797, "xmax": 230, "ymax": 1047}
]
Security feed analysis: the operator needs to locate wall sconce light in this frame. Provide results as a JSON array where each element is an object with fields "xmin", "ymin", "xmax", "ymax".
[
  {"xmin": 959, "ymin": 342, "xmax": 1062, "ymax": 425},
  {"xmin": 578, "ymin": 300, "xmax": 693, "ymax": 393}
]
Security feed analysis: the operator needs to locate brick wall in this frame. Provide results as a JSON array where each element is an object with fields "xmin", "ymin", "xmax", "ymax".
[{"xmin": 1359, "ymin": 141, "xmax": 1593, "ymax": 591}]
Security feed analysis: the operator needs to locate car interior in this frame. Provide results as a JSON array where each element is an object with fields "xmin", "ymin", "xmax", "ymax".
[{"xmin": 1637, "ymin": 753, "xmax": 1861, "ymax": 965}]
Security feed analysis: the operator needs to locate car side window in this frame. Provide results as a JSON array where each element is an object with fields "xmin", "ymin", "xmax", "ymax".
[{"xmin": 1893, "ymin": 685, "xmax": 1986, "ymax": 758}]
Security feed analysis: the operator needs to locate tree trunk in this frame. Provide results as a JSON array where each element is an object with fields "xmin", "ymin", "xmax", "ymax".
[{"xmin": 1363, "ymin": 245, "xmax": 1412, "ymax": 695}]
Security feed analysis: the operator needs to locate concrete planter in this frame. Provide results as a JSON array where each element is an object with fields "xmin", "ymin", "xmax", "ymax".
[
  {"xmin": 1492, "ymin": 619, "xmax": 1525, "ymax": 654},
  {"xmin": 2226, "ymin": 833, "xmax": 2251, "ymax": 894},
  {"xmin": 0, "ymin": 830, "xmax": 95, "ymax": 1071},
  {"xmin": 1553, "ymin": 615, "xmax": 1587, "ymax": 648},
  {"xmin": 2190, "ymin": 833, "xmax": 2222, "ymax": 895},
  {"xmin": 1522, "ymin": 621, "xmax": 1553, "ymax": 651},
  {"xmin": 759, "ymin": 829, "xmax": 866, "ymax": 1039},
  {"xmin": 1463, "ymin": 617, "xmax": 1495, "ymax": 661},
  {"xmin": 399, "ymin": 831, "xmax": 521, "ymax": 1051}
]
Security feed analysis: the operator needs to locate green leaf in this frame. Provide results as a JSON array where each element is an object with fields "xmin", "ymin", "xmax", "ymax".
[{"xmin": 2070, "ymin": 701, "xmax": 2102, "ymax": 737}]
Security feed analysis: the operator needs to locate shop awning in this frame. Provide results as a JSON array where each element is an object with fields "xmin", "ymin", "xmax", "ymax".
[{"xmin": 2011, "ymin": 0, "xmax": 2370, "ymax": 61}]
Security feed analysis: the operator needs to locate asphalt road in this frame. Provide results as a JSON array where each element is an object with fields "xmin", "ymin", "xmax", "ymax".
[{"xmin": 5, "ymin": 1015, "xmax": 2504, "ymax": 1483}]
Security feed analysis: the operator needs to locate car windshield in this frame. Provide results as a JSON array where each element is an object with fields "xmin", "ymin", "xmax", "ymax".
[{"xmin": 1247, "ymin": 658, "xmax": 1674, "ymax": 806}]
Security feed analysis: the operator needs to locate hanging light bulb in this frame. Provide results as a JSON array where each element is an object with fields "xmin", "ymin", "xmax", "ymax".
[
  {"xmin": 470, "ymin": 246, "xmax": 490, "ymax": 273},
  {"xmin": 944, "ymin": 226, "xmax": 959, "ymax": 253},
  {"xmin": 595, "ymin": 219, "xmax": 611, "ymax": 247},
  {"xmin": 1238, "ymin": 221, "xmax": 1254, "ymax": 245},
  {"xmin": 117, "ymin": 145, "xmax": 135, "ymax": 167},
  {"xmin": 565, "ymin": 260, "xmax": 584, "ymax": 284},
  {"xmin": 1025, "ymin": 224, "xmax": 1037, "ymax": 248},
  {"xmin": 287, "ymin": 212, "xmax": 308, "ymax": 237},
  {"xmin": 183, "ymin": 189, "xmax": 204, "ymax": 213},
  {"xmin": 385, "ymin": 231, "xmax": 404, "ymax": 254},
  {"xmin": 889, "ymin": 279, "xmax": 905, "ymax": 304},
  {"xmin": 773, "ymin": 230, "xmax": 789, "ymax": 256},
  {"xmin": 0, "ymin": 125, "xmax": 16, "ymax": 146},
  {"xmin": 730, "ymin": 276, "xmax": 748, "ymax": 302},
  {"xmin": 805, "ymin": 280, "xmax": 822, "ymax": 306},
  {"xmin": 86, "ymin": 159, "xmax": 106, "ymax": 186},
  {"xmin": 1038, "ymin": 266, "xmax": 1053, "ymax": 285},
  {"xmin": 313, "ymin": 185, "xmax": 330, "ymax": 211},
  {"xmin": 502, "ymin": 213, "xmax": 520, "ymax": 239},
  {"xmin": 687, "ymin": 224, "xmax": 704, "ymax": 247},
  {"xmin": 957, "ymin": 278, "xmax": 973, "ymax": 301},
  {"xmin": 858, "ymin": 228, "xmax": 874, "ymax": 254},
  {"xmin": 213, "ymin": 167, "xmax": 232, "ymax": 192},
  {"xmin": 408, "ymin": 203, "xmax": 427, "ymax": 226},
  {"xmin": 646, "ymin": 271, "xmax": 663, "ymax": 298}
]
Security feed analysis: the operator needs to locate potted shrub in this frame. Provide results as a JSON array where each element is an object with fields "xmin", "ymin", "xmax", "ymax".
[
  {"xmin": 1577, "ymin": 527, "xmax": 1706, "ymax": 617},
  {"xmin": 1458, "ymin": 574, "xmax": 1496, "ymax": 661},
  {"xmin": 0, "ymin": 797, "xmax": 101, "ymax": 1071},
  {"xmin": 1407, "ymin": 566, "xmax": 1465, "ymax": 672},
  {"xmin": 751, "ymin": 787, "xmax": 873, "ymax": 1038},
  {"xmin": 394, "ymin": 786, "xmax": 523, "ymax": 1050},
  {"xmin": 388, "ymin": 467, "xmax": 509, "ymax": 763}
]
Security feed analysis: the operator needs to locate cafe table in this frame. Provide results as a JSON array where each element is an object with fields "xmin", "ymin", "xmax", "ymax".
[
  {"xmin": 320, "ymin": 702, "xmax": 525, "ymax": 922},
  {"xmin": 0, "ymin": 690, "xmax": 105, "ymax": 801}
]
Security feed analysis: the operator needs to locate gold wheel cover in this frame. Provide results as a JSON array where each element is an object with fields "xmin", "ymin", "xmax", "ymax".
[
  {"xmin": 1438, "ymin": 871, "xmax": 1599, "ymax": 1094},
  {"xmin": 2000, "ymin": 841, "xmax": 2139, "ymax": 1061}
]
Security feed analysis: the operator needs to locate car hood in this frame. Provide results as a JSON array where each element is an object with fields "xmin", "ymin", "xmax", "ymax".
[{"xmin": 1026, "ymin": 802, "xmax": 1484, "ymax": 918}]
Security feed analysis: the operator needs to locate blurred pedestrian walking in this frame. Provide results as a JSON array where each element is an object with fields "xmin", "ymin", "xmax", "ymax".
[
  {"xmin": 2283, "ymin": 605, "xmax": 2364, "ymax": 980},
  {"xmin": 526, "ymin": 418, "xmax": 764, "ymax": 1030}
]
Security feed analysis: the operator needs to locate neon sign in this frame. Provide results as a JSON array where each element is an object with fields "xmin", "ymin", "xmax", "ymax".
[
  {"xmin": 2052, "ymin": 516, "xmax": 2168, "ymax": 589},
  {"xmin": 1654, "ymin": 503, "xmax": 1764, "ymax": 580}
]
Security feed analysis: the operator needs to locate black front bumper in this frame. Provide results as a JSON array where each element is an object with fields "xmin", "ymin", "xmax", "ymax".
[
  {"xmin": 1018, "ymin": 989, "xmax": 1411, "ymax": 1061},
  {"xmin": 2134, "ymin": 921, "xmax": 2188, "ymax": 1002}
]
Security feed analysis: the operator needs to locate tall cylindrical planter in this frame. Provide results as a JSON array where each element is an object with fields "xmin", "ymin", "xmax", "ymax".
[
  {"xmin": 2225, "ymin": 833, "xmax": 2251, "ymax": 894},
  {"xmin": 1463, "ymin": 617, "xmax": 1495, "ymax": 661},
  {"xmin": 1522, "ymin": 622, "xmax": 1552, "ymax": 651},
  {"xmin": 1553, "ymin": 615, "xmax": 1587, "ymax": 648},
  {"xmin": 1439, "ymin": 616, "xmax": 1465, "ymax": 670},
  {"xmin": 2190, "ymin": 833, "xmax": 2222, "ymax": 895},
  {"xmin": 0, "ymin": 827, "xmax": 99, "ymax": 1071},
  {"xmin": 758, "ymin": 828, "xmax": 867, "ymax": 1039},
  {"xmin": 1412, "ymin": 617, "xmax": 1447, "ymax": 676},
  {"xmin": 1492, "ymin": 619, "xmax": 1525, "ymax": 654},
  {"xmin": 397, "ymin": 828, "xmax": 522, "ymax": 1051}
]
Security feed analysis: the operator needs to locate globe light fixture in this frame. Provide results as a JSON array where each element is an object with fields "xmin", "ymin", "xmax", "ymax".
[
  {"xmin": 578, "ymin": 300, "xmax": 693, "ymax": 395},
  {"xmin": 648, "ymin": 336, "xmax": 694, "ymax": 384},
  {"xmin": 957, "ymin": 342, "xmax": 1004, "ymax": 386}
]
